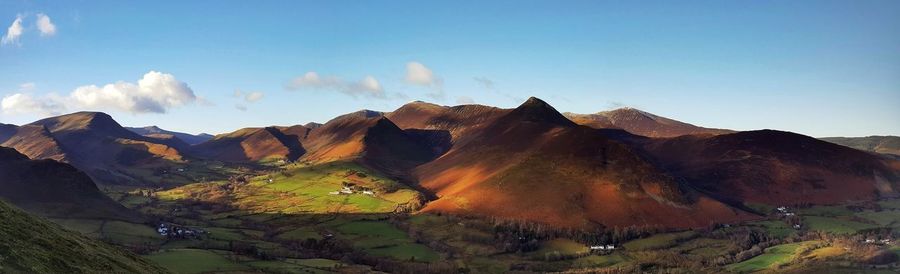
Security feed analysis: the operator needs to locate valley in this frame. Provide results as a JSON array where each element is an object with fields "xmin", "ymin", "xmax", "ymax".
[{"xmin": 1, "ymin": 97, "xmax": 899, "ymax": 273}]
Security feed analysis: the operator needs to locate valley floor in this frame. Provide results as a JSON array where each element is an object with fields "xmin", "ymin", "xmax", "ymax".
[{"xmin": 46, "ymin": 161, "xmax": 900, "ymax": 273}]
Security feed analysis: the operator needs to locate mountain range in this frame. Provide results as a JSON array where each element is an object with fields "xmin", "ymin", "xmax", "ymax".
[{"xmin": 1, "ymin": 97, "xmax": 897, "ymax": 229}]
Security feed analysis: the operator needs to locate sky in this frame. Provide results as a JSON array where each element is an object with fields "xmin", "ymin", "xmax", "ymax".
[{"xmin": 1, "ymin": 0, "xmax": 898, "ymax": 137}]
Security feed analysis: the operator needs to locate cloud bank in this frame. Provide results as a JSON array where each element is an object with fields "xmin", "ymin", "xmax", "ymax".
[
  {"xmin": 1, "ymin": 71, "xmax": 198, "ymax": 115},
  {"xmin": 1, "ymin": 15, "xmax": 23, "ymax": 45},
  {"xmin": 286, "ymin": 71, "xmax": 386, "ymax": 99}
]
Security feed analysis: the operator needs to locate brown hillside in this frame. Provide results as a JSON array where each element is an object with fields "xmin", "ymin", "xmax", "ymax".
[
  {"xmin": 565, "ymin": 108, "xmax": 734, "ymax": 138},
  {"xmin": 192, "ymin": 126, "xmax": 308, "ymax": 162},
  {"xmin": 26, "ymin": 112, "xmax": 187, "ymax": 185},
  {"xmin": 642, "ymin": 130, "xmax": 900, "ymax": 205},
  {"xmin": 302, "ymin": 113, "xmax": 435, "ymax": 175},
  {"xmin": 0, "ymin": 147, "xmax": 140, "ymax": 221},
  {"xmin": 413, "ymin": 97, "xmax": 754, "ymax": 229},
  {"xmin": 0, "ymin": 124, "xmax": 68, "ymax": 162}
]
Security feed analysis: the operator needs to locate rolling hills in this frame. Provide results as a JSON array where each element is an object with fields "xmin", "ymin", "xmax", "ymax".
[
  {"xmin": 821, "ymin": 135, "xmax": 900, "ymax": 157},
  {"xmin": 127, "ymin": 125, "xmax": 214, "ymax": 145},
  {"xmin": 564, "ymin": 107, "xmax": 734, "ymax": 138}
]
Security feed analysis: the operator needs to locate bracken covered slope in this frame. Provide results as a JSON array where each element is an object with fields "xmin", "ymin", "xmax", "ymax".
[
  {"xmin": 565, "ymin": 108, "xmax": 734, "ymax": 138},
  {"xmin": 412, "ymin": 97, "xmax": 754, "ymax": 229},
  {"xmin": 0, "ymin": 200, "xmax": 166, "ymax": 273}
]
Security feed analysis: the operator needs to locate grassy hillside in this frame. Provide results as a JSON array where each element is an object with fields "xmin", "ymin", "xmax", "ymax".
[{"xmin": 0, "ymin": 201, "xmax": 166, "ymax": 273}]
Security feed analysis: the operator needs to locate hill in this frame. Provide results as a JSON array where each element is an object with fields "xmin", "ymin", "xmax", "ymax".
[
  {"xmin": 411, "ymin": 97, "xmax": 754, "ymax": 228},
  {"xmin": 302, "ymin": 112, "xmax": 437, "ymax": 175},
  {"xmin": 191, "ymin": 126, "xmax": 309, "ymax": 163},
  {"xmin": 0, "ymin": 200, "xmax": 166, "ymax": 273},
  {"xmin": 564, "ymin": 108, "xmax": 734, "ymax": 138},
  {"xmin": 127, "ymin": 126, "xmax": 214, "ymax": 145},
  {"xmin": 820, "ymin": 135, "xmax": 900, "ymax": 157},
  {"xmin": 0, "ymin": 147, "xmax": 139, "ymax": 221},
  {"xmin": 641, "ymin": 130, "xmax": 900, "ymax": 205},
  {"xmin": 0, "ymin": 124, "xmax": 68, "ymax": 162},
  {"xmin": 25, "ymin": 112, "xmax": 188, "ymax": 185}
]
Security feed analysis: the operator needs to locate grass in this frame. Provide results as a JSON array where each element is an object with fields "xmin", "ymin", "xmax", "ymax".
[
  {"xmin": 726, "ymin": 241, "xmax": 819, "ymax": 273},
  {"xmin": 622, "ymin": 231, "xmax": 697, "ymax": 251},
  {"xmin": 156, "ymin": 161, "xmax": 422, "ymax": 215},
  {"xmin": 572, "ymin": 253, "xmax": 627, "ymax": 268},
  {"xmin": 144, "ymin": 249, "xmax": 249, "ymax": 274},
  {"xmin": 856, "ymin": 210, "xmax": 900, "ymax": 227},
  {"xmin": 798, "ymin": 205, "xmax": 855, "ymax": 217},
  {"xmin": 532, "ymin": 238, "xmax": 588, "ymax": 258},
  {"xmin": 749, "ymin": 220, "xmax": 796, "ymax": 238},
  {"xmin": 0, "ymin": 201, "xmax": 165, "ymax": 273},
  {"xmin": 336, "ymin": 220, "xmax": 439, "ymax": 262},
  {"xmin": 102, "ymin": 221, "xmax": 165, "ymax": 246},
  {"xmin": 803, "ymin": 216, "xmax": 877, "ymax": 234},
  {"xmin": 877, "ymin": 199, "xmax": 900, "ymax": 210}
]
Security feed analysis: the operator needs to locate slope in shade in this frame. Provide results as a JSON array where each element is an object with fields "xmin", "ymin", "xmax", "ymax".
[
  {"xmin": 565, "ymin": 107, "xmax": 733, "ymax": 138},
  {"xmin": 0, "ymin": 200, "xmax": 166, "ymax": 273},
  {"xmin": 191, "ymin": 126, "xmax": 308, "ymax": 162},
  {"xmin": 24, "ymin": 112, "xmax": 187, "ymax": 185},
  {"xmin": 413, "ymin": 97, "xmax": 754, "ymax": 229},
  {"xmin": 127, "ymin": 125, "xmax": 214, "ymax": 145},
  {"xmin": 641, "ymin": 130, "xmax": 900, "ymax": 205},
  {"xmin": 0, "ymin": 147, "xmax": 140, "ymax": 222}
]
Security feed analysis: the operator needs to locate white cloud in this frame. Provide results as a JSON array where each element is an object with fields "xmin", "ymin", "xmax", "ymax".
[
  {"xmin": 36, "ymin": 13, "xmax": 56, "ymax": 37},
  {"xmin": 19, "ymin": 82, "xmax": 35, "ymax": 91},
  {"xmin": 69, "ymin": 71, "xmax": 196, "ymax": 113},
  {"xmin": 404, "ymin": 62, "xmax": 445, "ymax": 99},
  {"xmin": 233, "ymin": 89, "xmax": 264, "ymax": 103},
  {"xmin": 1, "ymin": 15, "xmax": 24, "ymax": 45},
  {"xmin": 286, "ymin": 71, "xmax": 386, "ymax": 99},
  {"xmin": 2, "ymin": 71, "xmax": 197, "ymax": 115},
  {"xmin": 474, "ymin": 77, "xmax": 494, "ymax": 89},
  {"xmin": 234, "ymin": 104, "xmax": 247, "ymax": 111},
  {"xmin": 244, "ymin": 91, "xmax": 264, "ymax": 102},
  {"xmin": 1, "ymin": 93, "xmax": 64, "ymax": 115},
  {"xmin": 405, "ymin": 62, "xmax": 436, "ymax": 86},
  {"xmin": 456, "ymin": 96, "xmax": 475, "ymax": 105}
]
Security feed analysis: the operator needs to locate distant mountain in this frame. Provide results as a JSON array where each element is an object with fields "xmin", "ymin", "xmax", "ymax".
[
  {"xmin": 127, "ymin": 125, "xmax": 214, "ymax": 145},
  {"xmin": 0, "ymin": 124, "xmax": 68, "ymax": 162},
  {"xmin": 17, "ymin": 112, "xmax": 188, "ymax": 185},
  {"xmin": 191, "ymin": 126, "xmax": 309, "ymax": 162},
  {"xmin": 564, "ymin": 108, "xmax": 734, "ymax": 138},
  {"xmin": 411, "ymin": 97, "xmax": 754, "ymax": 228},
  {"xmin": 0, "ymin": 147, "xmax": 139, "ymax": 221},
  {"xmin": 641, "ymin": 130, "xmax": 899, "ymax": 205},
  {"xmin": 302, "ymin": 112, "xmax": 436, "ymax": 175},
  {"xmin": 820, "ymin": 136, "xmax": 900, "ymax": 157},
  {"xmin": 0, "ymin": 199, "xmax": 165, "ymax": 273}
]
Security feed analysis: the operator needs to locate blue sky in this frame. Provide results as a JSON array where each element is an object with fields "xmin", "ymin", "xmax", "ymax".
[{"xmin": 1, "ymin": 0, "xmax": 898, "ymax": 137}]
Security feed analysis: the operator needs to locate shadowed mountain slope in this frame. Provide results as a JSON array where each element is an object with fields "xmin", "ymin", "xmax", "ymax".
[
  {"xmin": 0, "ymin": 147, "xmax": 139, "ymax": 222},
  {"xmin": 302, "ymin": 113, "xmax": 436, "ymax": 175},
  {"xmin": 565, "ymin": 108, "xmax": 734, "ymax": 138},
  {"xmin": 25, "ymin": 112, "xmax": 187, "ymax": 185},
  {"xmin": 0, "ymin": 200, "xmax": 165, "ymax": 273},
  {"xmin": 641, "ymin": 130, "xmax": 900, "ymax": 205},
  {"xmin": 191, "ymin": 126, "xmax": 309, "ymax": 162},
  {"xmin": 127, "ymin": 126, "xmax": 214, "ymax": 145},
  {"xmin": 412, "ymin": 97, "xmax": 753, "ymax": 229}
]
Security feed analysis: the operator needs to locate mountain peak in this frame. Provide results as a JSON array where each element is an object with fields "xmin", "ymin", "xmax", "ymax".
[{"xmin": 508, "ymin": 97, "xmax": 576, "ymax": 126}]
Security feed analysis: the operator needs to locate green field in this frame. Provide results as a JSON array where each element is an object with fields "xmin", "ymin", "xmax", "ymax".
[
  {"xmin": 623, "ymin": 231, "xmax": 697, "ymax": 251},
  {"xmin": 803, "ymin": 216, "xmax": 877, "ymax": 234},
  {"xmin": 727, "ymin": 241, "xmax": 820, "ymax": 273},
  {"xmin": 749, "ymin": 220, "xmax": 796, "ymax": 238},
  {"xmin": 336, "ymin": 220, "xmax": 439, "ymax": 262},
  {"xmin": 157, "ymin": 161, "xmax": 422, "ymax": 214},
  {"xmin": 572, "ymin": 253, "xmax": 627, "ymax": 268},
  {"xmin": 144, "ymin": 249, "xmax": 250, "ymax": 274}
]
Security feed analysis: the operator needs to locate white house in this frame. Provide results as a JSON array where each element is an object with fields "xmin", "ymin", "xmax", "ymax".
[{"xmin": 362, "ymin": 190, "xmax": 375, "ymax": 196}]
